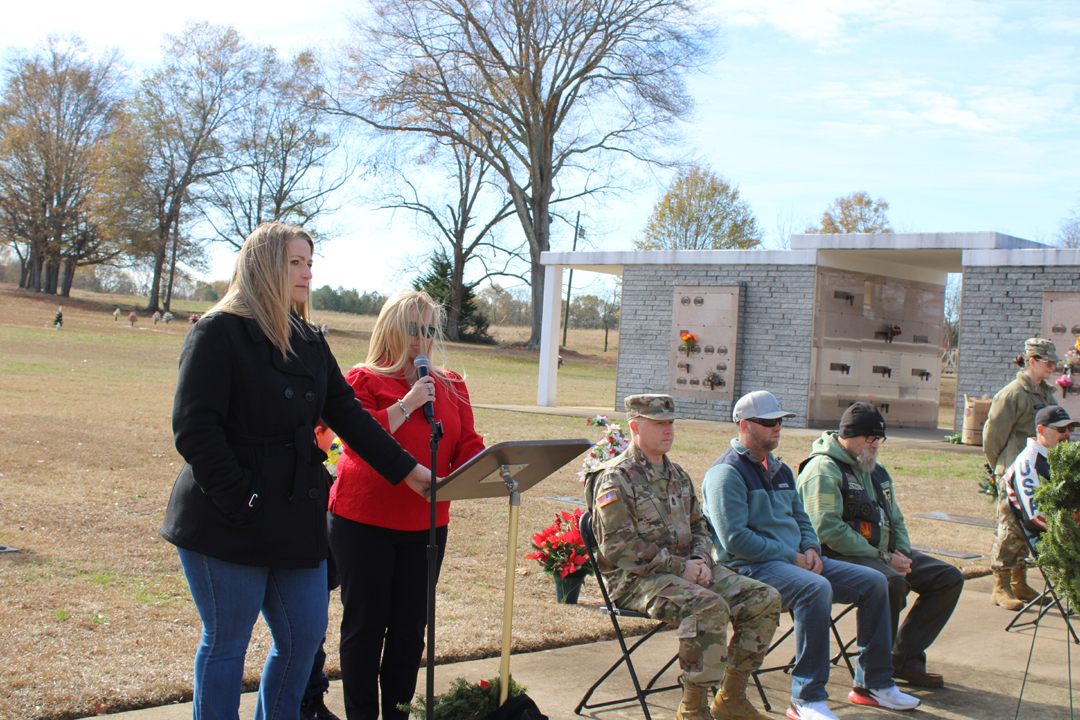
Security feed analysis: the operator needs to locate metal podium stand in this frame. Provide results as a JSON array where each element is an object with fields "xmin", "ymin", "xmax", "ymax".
[{"xmin": 426, "ymin": 438, "xmax": 591, "ymax": 705}]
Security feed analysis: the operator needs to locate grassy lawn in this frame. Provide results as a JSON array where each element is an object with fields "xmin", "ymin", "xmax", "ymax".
[{"xmin": 0, "ymin": 284, "xmax": 983, "ymax": 719}]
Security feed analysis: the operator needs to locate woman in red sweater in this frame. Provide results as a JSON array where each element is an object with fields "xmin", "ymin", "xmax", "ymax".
[{"xmin": 328, "ymin": 291, "xmax": 485, "ymax": 720}]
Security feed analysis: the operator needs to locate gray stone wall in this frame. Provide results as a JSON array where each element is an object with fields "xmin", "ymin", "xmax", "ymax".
[
  {"xmin": 617, "ymin": 264, "xmax": 817, "ymax": 426},
  {"xmin": 954, "ymin": 265, "xmax": 1080, "ymax": 430}
]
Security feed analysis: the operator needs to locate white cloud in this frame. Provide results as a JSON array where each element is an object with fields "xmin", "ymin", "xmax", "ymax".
[{"xmin": 713, "ymin": 0, "xmax": 1012, "ymax": 48}]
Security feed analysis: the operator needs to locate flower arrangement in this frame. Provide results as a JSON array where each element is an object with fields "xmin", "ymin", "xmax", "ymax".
[
  {"xmin": 577, "ymin": 422, "xmax": 630, "ymax": 482},
  {"xmin": 680, "ymin": 331, "xmax": 698, "ymax": 353},
  {"xmin": 1057, "ymin": 369, "xmax": 1073, "ymax": 389},
  {"xmin": 1063, "ymin": 339, "xmax": 1080, "ymax": 375},
  {"xmin": 705, "ymin": 370, "xmax": 724, "ymax": 390},
  {"xmin": 586, "ymin": 414, "xmax": 610, "ymax": 426},
  {"xmin": 524, "ymin": 508, "xmax": 593, "ymax": 579}
]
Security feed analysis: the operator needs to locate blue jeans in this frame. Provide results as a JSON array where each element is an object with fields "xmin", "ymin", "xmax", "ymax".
[
  {"xmin": 739, "ymin": 557, "xmax": 893, "ymax": 704},
  {"xmin": 178, "ymin": 548, "xmax": 329, "ymax": 720}
]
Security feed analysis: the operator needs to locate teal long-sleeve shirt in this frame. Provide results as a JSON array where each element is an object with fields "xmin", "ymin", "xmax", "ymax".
[{"xmin": 701, "ymin": 438, "xmax": 819, "ymax": 568}]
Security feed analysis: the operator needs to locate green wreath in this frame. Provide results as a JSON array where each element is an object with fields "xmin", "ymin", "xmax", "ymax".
[{"xmin": 1037, "ymin": 441, "xmax": 1080, "ymax": 609}]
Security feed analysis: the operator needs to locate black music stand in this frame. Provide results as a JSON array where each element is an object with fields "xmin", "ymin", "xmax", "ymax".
[{"xmin": 424, "ymin": 438, "xmax": 591, "ymax": 706}]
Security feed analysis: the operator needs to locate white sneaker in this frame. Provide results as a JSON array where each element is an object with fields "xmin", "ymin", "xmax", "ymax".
[
  {"xmin": 848, "ymin": 684, "xmax": 921, "ymax": 710},
  {"xmin": 786, "ymin": 700, "xmax": 840, "ymax": 720}
]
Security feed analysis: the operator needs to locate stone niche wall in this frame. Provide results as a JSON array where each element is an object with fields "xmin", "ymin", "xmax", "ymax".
[
  {"xmin": 617, "ymin": 264, "xmax": 817, "ymax": 425},
  {"xmin": 955, "ymin": 265, "xmax": 1080, "ymax": 430}
]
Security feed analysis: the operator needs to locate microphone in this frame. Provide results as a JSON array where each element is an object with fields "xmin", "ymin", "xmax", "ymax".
[{"xmin": 414, "ymin": 355, "xmax": 435, "ymax": 423}]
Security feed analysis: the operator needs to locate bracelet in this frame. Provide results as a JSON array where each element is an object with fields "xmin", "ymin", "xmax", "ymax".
[{"xmin": 397, "ymin": 399, "xmax": 410, "ymax": 423}]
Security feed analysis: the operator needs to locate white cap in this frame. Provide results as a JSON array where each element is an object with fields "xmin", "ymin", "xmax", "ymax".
[{"xmin": 733, "ymin": 391, "xmax": 796, "ymax": 423}]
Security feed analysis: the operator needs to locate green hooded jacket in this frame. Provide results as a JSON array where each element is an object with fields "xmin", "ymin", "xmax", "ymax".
[{"xmin": 795, "ymin": 431, "xmax": 910, "ymax": 558}]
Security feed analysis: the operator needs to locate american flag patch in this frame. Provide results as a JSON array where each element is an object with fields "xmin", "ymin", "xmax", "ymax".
[{"xmin": 597, "ymin": 490, "xmax": 618, "ymax": 508}]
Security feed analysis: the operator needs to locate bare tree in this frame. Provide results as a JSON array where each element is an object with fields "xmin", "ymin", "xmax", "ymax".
[
  {"xmin": 379, "ymin": 132, "xmax": 525, "ymax": 340},
  {"xmin": 204, "ymin": 50, "xmax": 354, "ymax": 247},
  {"xmin": 326, "ymin": 0, "xmax": 714, "ymax": 347},
  {"xmin": 136, "ymin": 22, "xmax": 264, "ymax": 312},
  {"xmin": 1055, "ymin": 211, "xmax": 1080, "ymax": 249},
  {"xmin": 944, "ymin": 273, "xmax": 961, "ymax": 349},
  {"xmin": 0, "ymin": 36, "xmax": 125, "ymax": 295}
]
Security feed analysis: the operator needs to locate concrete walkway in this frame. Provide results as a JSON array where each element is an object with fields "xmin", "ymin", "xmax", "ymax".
[{"xmin": 103, "ymin": 575, "xmax": 1078, "ymax": 720}]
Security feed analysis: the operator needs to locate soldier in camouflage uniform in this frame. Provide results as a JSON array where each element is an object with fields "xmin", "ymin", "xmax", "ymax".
[
  {"xmin": 585, "ymin": 394, "xmax": 780, "ymax": 720},
  {"xmin": 983, "ymin": 338, "xmax": 1060, "ymax": 610}
]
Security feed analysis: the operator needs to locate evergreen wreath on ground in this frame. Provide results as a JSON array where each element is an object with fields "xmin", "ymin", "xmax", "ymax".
[
  {"xmin": 399, "ymin": 676, "xmax": 527, "ymax": 720},
  {"xmin": 1037, "ymin": 441, "xmax": 1080, "ymax": 609}
]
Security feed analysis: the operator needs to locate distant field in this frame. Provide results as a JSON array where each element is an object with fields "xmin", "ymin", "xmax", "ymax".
[{"xmin": 0, "ymin": 284, "xmax": 980, "ymax": 720}]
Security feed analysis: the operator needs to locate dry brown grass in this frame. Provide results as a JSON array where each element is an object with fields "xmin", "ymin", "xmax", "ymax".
[{"xmin": 0, "ymin": 285, "xmax": 987, "ymax": 720}]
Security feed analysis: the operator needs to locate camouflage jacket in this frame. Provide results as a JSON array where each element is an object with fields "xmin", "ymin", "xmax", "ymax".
[{"xmin": 585, "ymin": 444, "xmax": 713, "ymax": 598}]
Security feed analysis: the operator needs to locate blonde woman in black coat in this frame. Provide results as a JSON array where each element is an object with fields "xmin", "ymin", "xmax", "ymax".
[{"xmin": 161, "ymin": 222, "xmax": 431, "ymax": 720}]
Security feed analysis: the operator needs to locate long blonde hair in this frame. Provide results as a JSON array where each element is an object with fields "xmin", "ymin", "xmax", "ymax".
[
  {"xmin": 363, "ymin": 291, "xmax": 456, "ymax": 390},
  {"xmin": 206, "ymin": 222, "xmax": 313, "ymax": 357}
]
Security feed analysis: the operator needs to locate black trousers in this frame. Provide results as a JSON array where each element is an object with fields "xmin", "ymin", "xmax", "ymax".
[
  {"xmin": 833, "ymin": 550, "xmax": 964, "ymax": 674},
  {"xmin": 328, "ymin": 514, "xmax": 448, "ymax": 720}
]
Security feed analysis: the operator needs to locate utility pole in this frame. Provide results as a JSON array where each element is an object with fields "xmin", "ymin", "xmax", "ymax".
[{"xmin": 562, "ymin": 212, "xmax": 584, "ymax": 348}]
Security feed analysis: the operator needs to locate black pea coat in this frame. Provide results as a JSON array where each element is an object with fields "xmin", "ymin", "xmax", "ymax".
[{"xmin": 161, "ymin": 311, "xmax": 417, "ymax": 568}]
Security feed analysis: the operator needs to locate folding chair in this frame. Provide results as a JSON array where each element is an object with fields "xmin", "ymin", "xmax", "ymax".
[
  {"xmin": 750, "ymin": 604, "xmax": 858, "ymax": 712},
  {"xmin": 1003, "ymin": 501, "xmax": 1079, "ymax": 644},
  {"xmin": 575, "ymin": 511, "xmax": 680, "ymax": 720}
]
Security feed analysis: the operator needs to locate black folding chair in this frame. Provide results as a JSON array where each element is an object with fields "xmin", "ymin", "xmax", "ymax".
[
  {"xmin": 575, "ymin": 511, "xmax": 680, "ymax": 720},
  {"xmin": 1003, "ymin": 500, "xmax": 1079, "ymax": 644},
  {"xmin": 750, "ymin": 604, "xmax": 858, "ymax": 712}
]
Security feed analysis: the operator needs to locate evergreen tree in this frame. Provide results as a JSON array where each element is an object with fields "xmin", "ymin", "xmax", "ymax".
[
  {"xmin": 1038, "ymin": 441, "xmax": 1080, "ymax": 608},
  {"xmin": 413, "ymin": 253, "xmax": 493, "ymax": 344}
]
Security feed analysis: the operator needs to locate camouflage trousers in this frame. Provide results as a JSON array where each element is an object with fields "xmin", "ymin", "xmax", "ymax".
[
  {"xmin": 990, "ymin": 476, "xmax": 1033, "ymax": 571},
  {"xmin": 614, "ymin": 565, "xmax": 780, "ymax": 686}
]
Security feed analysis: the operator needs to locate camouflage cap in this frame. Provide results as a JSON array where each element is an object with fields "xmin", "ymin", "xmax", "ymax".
[
  {"xmin": 624, "ymin": 394, "xmax": 681, "ymax": 420},
  {"xmin": 1024, "ymin": 338, "xmax": 1060, "ymax": 363}
]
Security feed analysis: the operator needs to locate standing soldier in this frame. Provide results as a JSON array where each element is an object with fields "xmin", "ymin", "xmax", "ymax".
[{"xmin": 585, "ymin": 394, "xmax": 780, "ymax": 720}]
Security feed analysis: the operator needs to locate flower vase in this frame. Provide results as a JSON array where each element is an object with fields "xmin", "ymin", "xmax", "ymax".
[{"xmin": 553, "ymin": 573, "xmax": 586, "ymax": 604}]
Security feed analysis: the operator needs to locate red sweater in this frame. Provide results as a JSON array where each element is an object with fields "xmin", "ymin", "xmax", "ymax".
[{"xmin": 329, "ymin": 366, "xmax": 486, "ymax": 530}]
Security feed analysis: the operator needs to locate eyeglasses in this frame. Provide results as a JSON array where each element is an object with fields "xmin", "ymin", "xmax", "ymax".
[
  {"xmin": 746, "ymin": 417, "xmax": 783, "ymax": 428},
  {"xmin": 865, "ymin": 435, "xmax": 887, "ymax": 445},
  {"xmin": 408, "ymin": 322, "xmax": 437, "ymax": 338},
  {"xmin": 1035, "ymin": 356, "xmax": 1058, "ymax": 369}
]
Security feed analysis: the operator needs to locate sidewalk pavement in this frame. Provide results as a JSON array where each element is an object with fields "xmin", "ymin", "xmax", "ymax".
[{"xmin": 103, "ymin": 574, "xmax": 1078, "ymax": 720}]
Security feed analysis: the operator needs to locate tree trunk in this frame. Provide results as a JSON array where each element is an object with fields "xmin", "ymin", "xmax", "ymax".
[
  {"xmin": 604, "ymin": 325, "xmax": 609, "ymax": 353},
  {"xmin": 164, "ymin": 221, "xmax": 180, "ymax": 313},
  {"xmin": 44, "ymin": 260, "xmax": 60, "ymax": 295},
  {"xmin": 26, "ymin": 240, "xmax": 43, "ymax": 291},
  {"xmin": 446, "ymin": 246, "xmax": 465, "ymax": 342},
  {"xmin": 60, "ymin": 259, "xmax": 76, "ymax": 297},
  {"xmin": 145, "ymin": 238, "xmax": 167, "ymax": 312}
]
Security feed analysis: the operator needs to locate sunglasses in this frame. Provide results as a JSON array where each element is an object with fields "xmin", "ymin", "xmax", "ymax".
[
  {"xmin": 408, "ymin": 322, "xmax": 437, "ymax": 338},
  {"xmin": 865, "ymin": 435, "xmax": 887, "ymax": 445},
  {"xmin": 746, "ymin": 417, "xmax": 783, "ymax": 428}
]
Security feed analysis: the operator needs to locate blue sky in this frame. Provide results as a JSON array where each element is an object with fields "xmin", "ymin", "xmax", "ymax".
[{"xmin": 3, "ymin": 0, "xmax": 1078, "ymax": 294}]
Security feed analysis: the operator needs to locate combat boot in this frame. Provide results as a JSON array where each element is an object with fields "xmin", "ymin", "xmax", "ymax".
[
  {"xmin": 992, "ymin": 569, "xmax": 1024, "ymax": 610},
  {"xmin": 712, "ymin": 669, "xmax": 770, "ymax": 720},
  {"xmin": 676, "ymin": 677, "xmax": 713, "ymax": 720},
  {"xmin": 1011, "ymin": 563, "xmax": 1045, "ymax": 604}
]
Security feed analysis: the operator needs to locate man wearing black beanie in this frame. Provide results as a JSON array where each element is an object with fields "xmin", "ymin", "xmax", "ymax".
[{"xmin": 796, "ymin": 403, "xmax": 964, "ymax": 690}]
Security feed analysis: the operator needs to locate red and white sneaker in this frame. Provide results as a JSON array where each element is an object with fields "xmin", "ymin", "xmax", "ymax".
[
  {"xmin": 786, "ymin": 700, "xmax": 840, "ymax": 720},
  {"xmin": 849, "ymin": 685, "xmax": 920, "ymax": 710}
]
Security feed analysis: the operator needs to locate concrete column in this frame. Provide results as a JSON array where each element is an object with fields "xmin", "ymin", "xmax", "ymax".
[{"xmin": 537, "ymin": 265, "xmax": 564, "ymax": 407}]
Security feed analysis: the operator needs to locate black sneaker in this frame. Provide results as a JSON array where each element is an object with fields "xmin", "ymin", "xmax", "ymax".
[{"xmin": 300, "ymin": 696, "xmax": 342, "ymax": 720}]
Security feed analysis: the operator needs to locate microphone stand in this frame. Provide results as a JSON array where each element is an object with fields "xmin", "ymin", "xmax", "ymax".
[{"xmin": 425, "ymin": 410, "xmax": 443, "ymax": 720}]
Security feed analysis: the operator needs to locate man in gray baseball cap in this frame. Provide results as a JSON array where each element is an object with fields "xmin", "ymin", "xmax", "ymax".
[{"xmin": 703, "ymin": 392, "xmax": 919, "ymax": 720}]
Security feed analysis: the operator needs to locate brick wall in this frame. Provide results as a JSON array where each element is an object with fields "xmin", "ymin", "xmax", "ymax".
[
  {"xmin": 617, "ymin": 264, "xmax": 817, "ymax": 425},
  {"xmin": 955, "ymin": 265, "xmax": 1080, "ymax": 429}
]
